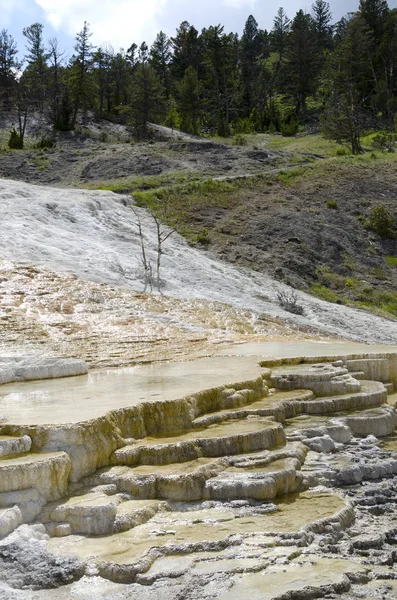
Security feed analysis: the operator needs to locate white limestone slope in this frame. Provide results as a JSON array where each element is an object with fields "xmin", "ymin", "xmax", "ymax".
[{"xmin": 1, "ymin": 177, "xmax": 397, "ymax": 344}]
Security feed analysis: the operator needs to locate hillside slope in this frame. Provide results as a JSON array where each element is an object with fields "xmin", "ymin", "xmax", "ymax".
[{"xmin": 1, "ymin": 177, "xmax": 397, "ymax": 345}]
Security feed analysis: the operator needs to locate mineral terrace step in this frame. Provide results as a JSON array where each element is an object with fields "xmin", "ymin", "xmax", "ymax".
[
  {"xmin": 193, "ymin": 381, "xmax": 386, "ymax": 427},
  {"xmin": 384, "ymin": 383, "xmax": 394, "ymax": 394},
  {"xmin": 192, "ymin": 390, "xmax": 314, "ymax": 428},
  {"xmin": 0, "ymin": 506, "xmax": 22, "ymax": 538},
  {"xmin": 344, "ymin": 358, "xmax": 389, "ymax": 383},
  {"xmin": 0, "ymin": 451, "xmax": 71, "ymax": 500},
  {"xmin": 0, "ymin": 434, "xmax": 32, "ymax": 458},
  {"xmin": 204, "ymin": 456, "xmax": 302, "ymax": 501},
  {"xmin": 270, "ymin": 363, "xmax": 361, "ymax": 397},
  {"xmin": 40, "ymin": 491, "xmax": 124, "ymax": 536},
  {"xmin": 334, "ymin": 405, "xmax": 397, "ymax": 437},
  {"xmin": 111, "ymin": 418, "xmax": 286, "ymax": 467},
  {"xmin": 87, "ymin": 458, "xmax": 229, "ymax": 502}
]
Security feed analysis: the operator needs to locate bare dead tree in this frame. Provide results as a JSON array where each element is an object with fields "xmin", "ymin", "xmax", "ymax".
[
  {"xmin": 131, "ymin": 206, "xmax": 154, "ymax": 292},
  {"xmin": 149, "ymin": 208, "xmax": 175, "ymax": 292}
]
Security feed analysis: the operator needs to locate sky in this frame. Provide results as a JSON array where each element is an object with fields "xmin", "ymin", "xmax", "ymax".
[{"xmin": 2, "ymin": 0, "xmax": 397, "ymax": 61}]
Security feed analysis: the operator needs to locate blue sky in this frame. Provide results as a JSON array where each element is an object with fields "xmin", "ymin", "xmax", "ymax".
[{"xmin": 2, "ymin": 0, "xmax": 396, "ymax": 62}]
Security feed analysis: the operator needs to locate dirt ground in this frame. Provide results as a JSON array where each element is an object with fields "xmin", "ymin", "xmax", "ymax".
[
  {"xmin": 1, "ymin": 113, "xmax": 397, "ymax": 322},
  {"xmin": 0, "ymin": 115, "xmax": 300, "ymax": 187}
]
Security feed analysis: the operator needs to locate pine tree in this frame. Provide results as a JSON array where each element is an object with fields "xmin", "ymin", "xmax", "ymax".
[
  {"xmin": 321, "ymin": 14, "xmax": 375, "ymax": 153},
  {"xmin": 171, "ymin": 22, "xmax": 201, "ymax": 81},
  {"xmin": 22, "ymin": 23, "xmax": 49, "ymax": 110},
  {"xmin": 379, "ymin": 9, "xmax": 397, "ymax": 113},
  {"xmin": 47, "ymin": 38, "xmax": 66, "ymax": 127},
  {"xmin": 360, "ymin": 0, "xmax": 389, "ymax": 40},
  {"xmin": 0, "ymin": 30, "xmax": 20, "ymax": 109},
  {"xmin": 271, "ymin": 8, "xmax": 291, "ymax": 60},
  {"xmin": 176, "ymin": 66, "xmax": 202, "ymax": 134},
  {"xmin": 312, "ymin": 0, "xmax": 333, "ymax": 51},
  {"xmin": 131, "ymin": 60, "xmax": 166, "ymax": 138},
  {"xmin": 239, "ymin": 15, "xmax": 265, "ymax": 114},
  {"xmin": 150, "ymin": 31, "xmax": 172, "ymax": 96},
  {"xmin": 201, "ymin": 25, "xmax": 239, "ymax": 135},
  {"xmin": 280, "ymin": 10, "xmax": 319, "ymax": 115},
  {"xmin": 69, "ymin": 21, "xmax": 95, "ymax": 126}
]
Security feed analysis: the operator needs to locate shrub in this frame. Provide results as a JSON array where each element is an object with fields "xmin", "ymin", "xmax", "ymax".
[
  {"xmin": 280, "ymin": 119, "xmax": 299, "ymax": 137},
  {"xmin": 327, "ymin": 200, "xmax": 338, "ymax": 209},
  {"xmin": 195, "ymin": 227, "xmax": 210, "ymax": 246},
  {"xmin": 371, "ymin": 133, "xmax": 396, "ymax": 153},
  {"xmin": 335, "ymin": 147, "xmax": 349, "ymax": 156},
  {"xmin": 367, "ymin": 205, "xmax": 395, "ymax": 238},
  {"xmin": 277, "ymin": 290, "xmax": 304, "ymax": 315},
  {"xmin": 232, "ymin": 134, "xmax": 247, "ymax": 146},
  {"xmin": 8, "ymin": 128, "xmax": 23, "ymax": 149},
  {"xmin": 233, "ymin": 117, "xmax": 253, "ymax": 134},
  {"xmin": 34, "ymin": 135, "xmax": 55, "ymax": 150}
]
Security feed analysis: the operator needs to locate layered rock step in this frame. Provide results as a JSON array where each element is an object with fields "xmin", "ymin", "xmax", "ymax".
[
  {"xmin": 112, "ymin": 417, "xmax": 286, "ymax": 467},
  {"xmin": 0, "ymin": 434, "xmax": 32, "ymax": 457},
  {"xmin": 47, "ymin": 491, "xmax": 354, "ymax": 584},
  {"xmin": 80, "ymin": 444, "xmax": 308, "ymax": 504},
  {"xmin": 39, "ymin": 489, "xmax": 168, "ymax": 536},
  {"xmin": 192, "ymin": 390, "xmax": 315, "ymax": 427},
  {"xmin": 0, "ymin": 451, "xmax": 71, "ymax": 500},
  {"xmin": 85, "ymin": 458, "xmax": 229, "ymax": 502},
  {"xmin": 335, "ymin": 405, "xmax": 397, "ymax": 437},
  {"xmin": 344, "ymin": 358, "xmax": 390, "ymax": 383},
  {"xmin": 269, "ymin": 363, "xmax": 361, "ymax": 397},
  {"xmin": 192, "ymin": 381, "xmax": 387, "ymax": 426}
]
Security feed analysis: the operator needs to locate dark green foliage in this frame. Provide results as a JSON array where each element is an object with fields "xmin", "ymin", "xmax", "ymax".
[
  {"xmin": 0, "ymin": 30, "xmax": 20, "ymax": 108},
  {"xmin": 371, "ymin": 132, "xmax": 396, "ymax": 151},
  {"xmin": 271, "ymin": 7, "xmax": 291, "ymax": 59},
  {"xmin": 33, "ymin": 134, "xmax": 55, "ymax": 149},
  {"xmin": 367, "ymin": 205, "xmax": 395, "ymax": 237},
  {"xmin": 8, "ymin": 128, "xmax": 23, "ymax": 149},
  {"xmin": 280, "ymin": 10, "xmax": 319, "ymax": 115},
  {"xmin": 321, "ymin": 14, "xmax": 374, "ymax": 154},
  {"xmin": 2, "ymin": 1, "xmax": 397, "ymax": 142},
  {"xmin": 176, "ymin": 66, "xmax": 202, "ymax": 134},
  {"xmin": 280, "ymin": 117, "xmax": 299, "ymax": 136},
  {"xmin": 131, "ymin": 62, "xmax": 166, "ymax": 138}
]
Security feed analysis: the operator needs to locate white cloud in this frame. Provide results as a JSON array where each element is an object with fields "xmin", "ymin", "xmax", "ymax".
[
  {"xmin": 35, "ymin": 0, "xmax": 168, "ymax": 49},
  {"xmin": 222, "ymin": 0, "xmax": 256, "ymax": 8},
  {"xmin": 0, "ymin": 0, "xmax": 29, "ymax": 28}
]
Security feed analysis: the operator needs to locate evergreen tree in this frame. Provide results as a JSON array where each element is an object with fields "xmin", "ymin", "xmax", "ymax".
[
  {"xmin": 176, "ymin": 66, "xmax": 202, "ymax": 134},
  {"xmin": 379, "ymin": 9, "xmax": 397, "ymax": 113},
  {"xmin": 69, "ymin": 21, "xmax": 95, "ymax": 126},
  {"xmin": 130, "ymin": 60, "xmax": 165, "ymax": 137},
  {"xmin": 321, "ymin": 14, "xmax": 375, "ymax": 153},
  {"xmin": 0, "ymin": 30, "xmax": 20, "ymax": 109},
  {"xmin": 171, "ymin": 22, "xmax": 201, "ymax": 81},
  {"xmin": 280, "ymin": 10, "xmax": 319, "ymax": 115},
  {"xmin": 312, "ymin": 0, "xmax": 333, "ymax": 51},
  {"xmin": 271, "ymin": 8, "xmax": 291, "ymax": 60},
  {"xmin": 150, "ymin": 31, "xmax": 172, "ymax": 96},
  {"xmin": 239, "ymin": 15, "xmax": 265, "ymax": 114},
  {"xmin": 93, "ymin": 47, "xmax": 112, "ymax": 116},
  {"xmin": 22, "ymin": 23, "xmax": 49, "ymax": 110},
  {"xmin": 47, "ymin": 37, "xmax": 66, "ymax": 127},
  {"xmin": 110, "ymin": 50, "xmax": 132, "ymax": 109},
  {"xmin": 359, "ymin": 0, "xmax": 389, "ymax": 40},
  {"xmin": 201, "ymin": 25, "xmax": 239, "ymax": 135}
]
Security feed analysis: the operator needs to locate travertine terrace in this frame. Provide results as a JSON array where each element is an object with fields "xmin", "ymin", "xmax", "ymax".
[{"xmin": 2, "ymin": 344, "xmax": 397, "ymax": 599}]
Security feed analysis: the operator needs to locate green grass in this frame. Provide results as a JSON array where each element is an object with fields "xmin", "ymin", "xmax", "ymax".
[
  {"xmin": 386, "ymin": 255, "xmax": 397, "ymax": 268},
  {"xmin": 133, "ymin": 178, "xmax": 238, "ymax": 244},
  {"xmin": 82, "ymin": 170, "xmax": 204, "ymax": 194}
]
